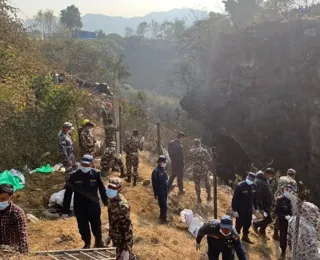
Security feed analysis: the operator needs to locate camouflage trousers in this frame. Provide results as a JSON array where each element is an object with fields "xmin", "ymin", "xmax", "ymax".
[
  {"xmin": 126, "ymin": 154, "xmax": 139, "ymax": 178},
  {"xmin": 62, "ymin": 154, "xmax": 77, "ymax": 182},
  {"xmin": 116, "ymin": 247, "xmax": 136, "ymax": 260},
  {"xmin": 193, "ymin": 171, "xmax": 211, "ymax": 199},
  {"xmin": 101, "ymin": 155, "xmax": 124, "ymax": 173}
]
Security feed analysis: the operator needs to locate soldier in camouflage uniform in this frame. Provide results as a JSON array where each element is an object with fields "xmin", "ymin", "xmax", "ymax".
[
  {"xmin": 123, "ymin": 129, "xmax": 143, "ymax": 186},
  {"xmin": 189, "ymin": 139, "xmax": 212, "ymax": 203},
  {"xmin": 105, "ymin": 118, "xmax": 118, "ymax": 147},
  {"xmin": 100, "ymin": 142, "xmax": 125, "ymax": 177},
  {"xmin": 79, "ymin": 120, "xmax": 96, "ymax": 156},
  {"xmin": 105, "ymin": 177, "xmax": 136, "ymax": 260},
  {"xmin": 58, "ymin": 122, "xmax": 77, "ymax": 181},
  {"xmin": 273, "ymin": 168, "xmax": 297, "ymax": 240}
]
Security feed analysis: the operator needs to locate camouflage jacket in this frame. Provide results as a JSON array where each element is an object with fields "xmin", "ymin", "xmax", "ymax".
[
  {"xmin": 108, "ymin": 194, "xmax": 133, "ymax": 250},
  {"xmin": 274, "ymin": 176, "xmax": 297, "ymax": 199},
  {"xmin": 105, "ymin": 124, "xmax": 118, "ymax": 144},
  {"xmin": 189, "ymin": 146, "xmax": 212, "ymax": 174},
  {"xmin": 79, "ymin": 129, "xmax": 96, "ymax": 154},
  {"xmin": 101, "ymin": 147, "xmax": 122, "ymax": 169},
  {"xmin": 58, "ymin": 130, "xmax": 74, "ymax": 163},
  {"xmin": 123, "ymin": 136, "xmax": 143, "ymax": 156}
]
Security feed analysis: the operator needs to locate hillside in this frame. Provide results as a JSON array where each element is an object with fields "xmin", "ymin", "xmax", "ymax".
[{"xmin": 82, "ymin": 8, "xmax": 208, "ymax": 35}]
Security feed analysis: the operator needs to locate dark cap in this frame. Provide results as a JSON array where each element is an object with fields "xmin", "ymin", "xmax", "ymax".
[
  {"xmin": 108, "ymin": 177, "xmax": 122, "ymax": 189},
  {"xmin": 264, "ymin": 168, "xmax": 275, "ymax": 175},
  {"xmin": 220, "ymin": 215, "xmax": 233, "ymax": 229},
  {"xmin": 0, "ymin": 184, "xmax": 14, "ymax": 194},
  {"xmin": 176, "ymin": 131, "xmax": 186, "ymax": 138},
  {"xmin": 247, "ymin": 172, "xmax": 256, "ymax": 181},
  {"xmin": 157, "ymin": 155, "xmax": 167, "ymax": 163},
  {"xmin": 80, "ymin": 154, "xmax": 94, "ymax": 165}
]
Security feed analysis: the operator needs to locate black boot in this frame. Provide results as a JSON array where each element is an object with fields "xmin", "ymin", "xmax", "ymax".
[
  {"xmin": 133, "ymin": 177, "xmax": 137, "ymax": 187},
  {"xmin": 94, "ymin": 239, "xmax": 105, "ymax": 248},
  {"xmin": 207, "ymin": 195, "xmax": 212, "ymax": 202},
  {"xmin": 83, "ymin": 241, "xmax": 91, "ymax": 249},
  {"xmin": 272, "ymin": 229, "xmax": 280, "ymax": 241},
  {"xmin": 125, "ymin": 176, "xmax": 131, "ymax": 183},
  {"xmin": 242, "ymin": 235, "xmax": 254, "ymax": 244},
  {"xmin": 120, "ymin": 168, "xmax": 126, "ymax": 178}
]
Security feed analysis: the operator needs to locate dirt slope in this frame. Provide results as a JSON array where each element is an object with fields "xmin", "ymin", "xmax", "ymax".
[{"xmin": 8, "ymin": 151, "xmax": 280, "ymax": 260}]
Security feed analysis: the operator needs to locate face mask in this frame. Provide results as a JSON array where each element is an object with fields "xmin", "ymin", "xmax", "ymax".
[
  {"xmin": 246, "ymin": 179, "xmax": 253, "ymax": 185},
  {"xmin": 0, "ymin": 201, "xmax": 9, "ymax": 210},
  {"xmin": 160, "ymin": 163, "xmax": 167, "ymax": 168},
  {"xmin": 79, "ymin": 166, "xmax": 91, "ymax": 173},
  {"xmin": 106, "ymin": 188, "xmax": 118, "ymax": 199},
  {"xmin": 283, "ymin": 191, "xmax": 290, "ymax": 198},
  {"xmin": 219, "ymin": 229, "xmax": 231, "ymax": 237},
  {"xmin": 67, "ymin": 129, "xmax": 73, "ymax": 134}
]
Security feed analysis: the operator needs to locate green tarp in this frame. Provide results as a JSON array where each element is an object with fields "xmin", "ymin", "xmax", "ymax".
[
  {"xmin": 34, "ymin": 164, "xmax": 53, "ymax": 174},
  {"xmin": 0, "ymin": 170, "xmax": 24, "ymax": 191}
]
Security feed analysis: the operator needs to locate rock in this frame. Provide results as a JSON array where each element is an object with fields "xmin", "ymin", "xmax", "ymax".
[
  {"xmin": 27, "ymin": 214, "xmax": 39, "ymax": 223},
  {"xmin": 142, "ymin": 180, "xmax": 151, "ymax": 186}
]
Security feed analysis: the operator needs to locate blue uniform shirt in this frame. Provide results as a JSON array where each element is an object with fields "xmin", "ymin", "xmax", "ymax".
[{"xmin": 151, "ymin": 166, "xmax": 168, "ymax": 197}]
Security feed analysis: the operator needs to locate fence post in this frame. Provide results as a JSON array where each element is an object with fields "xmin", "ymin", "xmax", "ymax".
[
  {"xmin": 157, "ymin": 123, "xmax": 161, "ymax": 155},
  {"xmin": 212, "ymin": 147, "xmax": 218, "ymax": 219},
  {"xmin": 292, "ymin": 193, "xmax": 301, "ymax": 260},
  {"xmin": 119, "ymin": 105, "xmax": 122, "ymax": 152}
]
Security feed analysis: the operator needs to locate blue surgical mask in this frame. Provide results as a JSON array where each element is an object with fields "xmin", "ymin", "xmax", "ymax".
[
  {"xmin": 246, "ymin": 179, "xmax": 253, "ymax": 185},
  {"xmin": 283, "ymin": 191, "xmax": 290, "ymax": 198},
  {"xmin": 106, "ymin": 188, "xmax": 118, "ymax": 199},
  {"xmin": 0, "ymin": 201, "xmax": 9, "ymax": 210},
  {"xmin": 79, "ymin": 166, "xmax": 91, "ymax": 173}
]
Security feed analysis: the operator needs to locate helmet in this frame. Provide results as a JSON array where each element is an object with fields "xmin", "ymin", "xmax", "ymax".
[
  {"xmin": 81, "ymin": 119, "xmax": 90, "ymax": 126},
  {"xmin": 287, "ymin": 168, "xmax": 296, "ymax": 176},
  {"xmin": 110, "ymin": 141, "xmax": 116, "ymax": 147},
  {"xmin": 108, "ymin": 177, "xmax": 122, "ymax": 189},
  {"xmin": 95, "ymin": 82, "xmax": 100, "ymax": 86},
  {"xmin": 63, "ymin": 122, "xmax": 74, "ymax": 130}
]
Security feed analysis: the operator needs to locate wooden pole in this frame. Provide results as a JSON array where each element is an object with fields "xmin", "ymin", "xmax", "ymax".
[
  {"xmin": 212, "ymin": 147, "xmax": 218, "ymax": 219},
  {"xmin": 157, "ymin": 122, "xmax": 161, "ymax": 155},
  {"xmin": 119, "ymin": 105, "xmax": 122, "ymax": 152}
]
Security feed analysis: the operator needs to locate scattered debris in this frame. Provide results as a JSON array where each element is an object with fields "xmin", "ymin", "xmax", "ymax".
[{"xmin": 27, "ymin": 214, "xmax": 39, "ymax": 223}]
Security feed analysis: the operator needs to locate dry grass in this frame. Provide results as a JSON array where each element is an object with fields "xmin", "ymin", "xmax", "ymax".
[{"xmin": 7, "ymin": 149, "xmax": 281, "ymax": 260}]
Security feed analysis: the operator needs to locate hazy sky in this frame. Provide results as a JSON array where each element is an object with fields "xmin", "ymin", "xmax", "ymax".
[{"xmin": 12, "ymin": 0, "xmax": 222, "ymax": 19}]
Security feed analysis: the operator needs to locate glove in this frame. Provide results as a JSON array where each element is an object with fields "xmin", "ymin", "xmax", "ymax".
[
  {"xmin": 120, "ymin": 250, "xmax": 129, "ymax": 260},
  {"xmin": 263, "ymin": 211, "xmax": 268, "ymax": 217},
  {"xmin": 233, "ymin": 211, "xmax": 239, "ymax": 218},
  {"xmin": 105, "ymin": 236, "xmax": 112, "ymax": 247},
  {"xmin": 61, "ymin": 214, "xmax": 68, "ymax": 220},
  {"xmin": 285, "ymin": 215, "xmax": 291, "ymax": 221},
  {"xmin": 196, "ymin": 243, "xmax": 201, "ymax": 251}
]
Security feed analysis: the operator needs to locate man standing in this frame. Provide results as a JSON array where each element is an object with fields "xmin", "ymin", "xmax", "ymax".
[
  {"xmin": 189, "ymin": 138, "xmax": 212, "ymax": 204},
  {"xmin": 123, "ymin": 129, "xmax": 143, "ymax": 186},
  {"xmin": 0, "ymin": 184, "xmax": 28, "ymax": 254},
  {"xmin": 196, "ymin": 215, "xmax": 247, "ymax": 260},
  {"xmin": 152, "ymin": 155, "xmax": 169, "ymax": 224},
  {"xmin": 232, "ymin": 172, "xmax": 257, "ymax": 244},
  {"xmin": 273, "ymin": 168, "xmax": 297, "ymax": 240},
  {"xmin": 105, "ymin": 118, "xmax": 118, "ymax": 147},
  {"xmin": 62, "ymin": 155, "xmax": 107, "ymax": 249},
  {"xmin": 58, "ymin": 122, "xmax": 77, "ymax": 181},
  {"xmin": 79, "ymin": 120, "xmax": 96, "ymax": 156},
  {"xmin": 253, "ymin": 168, "xmax": 275, "ymax": 237},
  {"xmin": 167, "ymin": 132, "xmax": 186, "ymax": 195},
  {"xmin": 105, "ymin": 177, "xmax": 136, "ymax": 260},
  {"xmin": 101, "ymin": 141, "xmax": 125, "ymax": 177}
]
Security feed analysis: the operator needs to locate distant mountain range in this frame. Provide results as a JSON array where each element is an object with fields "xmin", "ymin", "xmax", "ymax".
[{"xmin": 82, "ymin": 8, "xmax": 208, "ymax": 35}]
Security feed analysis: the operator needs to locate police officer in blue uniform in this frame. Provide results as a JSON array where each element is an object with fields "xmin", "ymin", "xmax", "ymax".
[
  {"xmin": 196, "ymin": 215, "xmax": 247, "ymax": 260},
  {"xmin": 232, "ymin": 172, "xmax": 257, "ymax": 244},
  {"xmin": 62, "ymin": 155, "xmax": 108, "ymax": 249},
  {"xmin": 152, "ymin": 155, "xmax": 169, "ymax": 224}
]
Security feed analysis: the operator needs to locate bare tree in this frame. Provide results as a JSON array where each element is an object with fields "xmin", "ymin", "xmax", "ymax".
[{"xmin": 34, "ymin": 9, "xmax": 56, "ymax": 38}]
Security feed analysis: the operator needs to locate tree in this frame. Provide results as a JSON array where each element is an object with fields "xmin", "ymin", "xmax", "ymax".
[
  {"xmin": 223, "ymin": 0, "xmax": 259, "ymax": 26},
  {"xmin": 150, "ymin": 20, "xmax": 160, "ymax": 38},
  {"xmin": 95, "ymin": 29, "xmax": 107, "ymax": 39},
  {"xmin": 125, "ymin": 27, "xmax": 134, "ymax": 37},
  {"xmin": 60, "ymin": 5, "xmax": 83, "ymax": 32},
  {"xmin": 136, "ymin": 21, "xmax": 148, "ymax": 37},
  {"xmin": 34, "ymin": 9, "xmax": 56, "ymax": 38}
]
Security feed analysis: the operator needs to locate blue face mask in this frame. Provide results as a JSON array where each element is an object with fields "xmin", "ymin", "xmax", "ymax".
[
  {"xmin": 106, "ymin": 188, "xmax": 118, "ymax": 199},
  {"xmin": 246, "ymin": 179, "xmax": 253, "ymax": 185},
  {"xmin": 0, "ymin": 201, "xmax": 9, "ymax": 210},
  {"xmin": 283, "ymin": 191, "xmax": 290, "ymax": 198}
]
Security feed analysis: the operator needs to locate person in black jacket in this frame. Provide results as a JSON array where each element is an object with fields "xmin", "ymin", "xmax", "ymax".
[
  {"xmin": 62, "ymin": 154, "xmax": 108, "ymax": 249},
  {"xmin": 167, "ymin": 132, "xmax": 186, "ymax": 195},
  {"xmin": 232, "ymin": 172, "xmax": 258, "ymax": 244},
  {"xmin": 196, "ymin": 215, "xmax": 247, "ymax": 260},
  {"xmin": 252, "ymin": 168, "xmax": 275, "ymax": 237},
  {"xmin": 275, "ymin": 185, "xmax": 293, "ymax": 258},
  {"xmin": 151, "ymin": 155, "xmax": 169, "ymax": 224}
]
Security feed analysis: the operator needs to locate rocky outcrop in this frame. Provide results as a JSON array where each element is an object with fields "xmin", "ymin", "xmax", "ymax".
[{"xmin": 180, "ymin": 18, "xmax": 320, "ymax": 201}]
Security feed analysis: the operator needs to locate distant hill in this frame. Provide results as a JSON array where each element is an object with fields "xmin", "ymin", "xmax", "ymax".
[{"xmin": 82, "ymin": 8, "xmax": 208, "ymax": 35}]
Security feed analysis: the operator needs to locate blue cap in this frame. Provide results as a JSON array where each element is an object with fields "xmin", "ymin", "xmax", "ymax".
[
  {"xmin": 157, "ymin": 155, "xmax": 167, "ymax": 163},
  {"xmin": 80, "ymin": 154, "xmax": 94, "ymax": 165},
  {"xmin": 220, "ymin": 215, "xmax": 233, "ymax": 229}
]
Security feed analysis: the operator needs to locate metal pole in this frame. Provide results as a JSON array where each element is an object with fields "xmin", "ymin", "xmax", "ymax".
[
  {"xmin": 292, "ymin": 194, "xmax": 300, "ymax": 259},
  {"xmin": 212, "ymin": 147, "xmax": 218, "ymax": 219},
  {"xmin": 157, "ymin": 122, "xmax": 161, "ymax": 155},
  {"xmin": 119, "ymin": 105, "xmax": 122, "ymax": 152}
]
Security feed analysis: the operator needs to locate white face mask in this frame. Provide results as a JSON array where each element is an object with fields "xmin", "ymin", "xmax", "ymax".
[
  {"xmin": 79, "ymin": 166, "xmax": 91, "ymax": 173},
  {"xmin": 160, "ymin": 163, "xmax": 167, "ymax": 168},
  {"xmin": 219, "ymin": 229, "xmax": 231, "ymax": 236},
  {"xmin": 67, "ymin": 129, "xmax": 73, "ymax": 134},
  {"xmin": 246, "ymin": 179, "xmax": 253, "ymax": 185}
]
